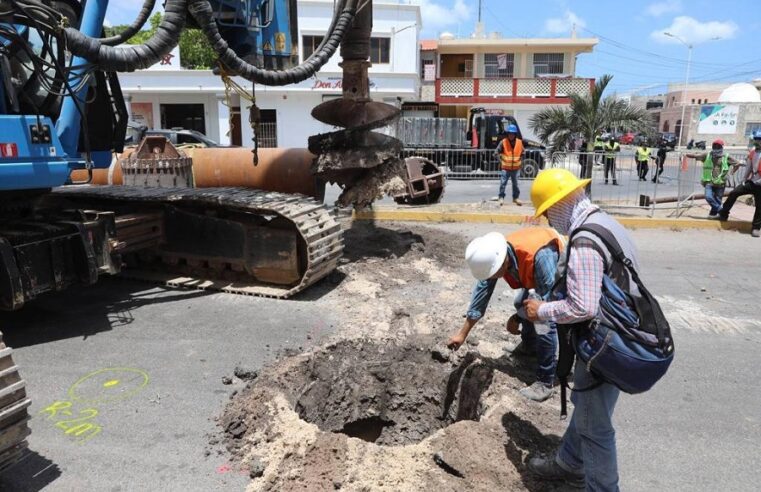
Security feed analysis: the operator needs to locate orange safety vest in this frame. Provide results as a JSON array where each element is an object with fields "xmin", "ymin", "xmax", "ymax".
[
  {"xmin": 503, "ymin": 227, "xmax": 563, "ymax": 290},
  {"xmin": 500, "ymin": 137, "xmax": 524, "ymax": 171}
]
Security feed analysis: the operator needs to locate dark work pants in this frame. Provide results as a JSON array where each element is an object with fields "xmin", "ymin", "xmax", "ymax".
[
  {"xmin": 636, "ymin": 160, "xmax": 649, "ymax": 180},
  {"xmin": 604, "ymin": 157, "xmax": 617, "ymax": 182},
  {"xmin": 720, "ymin": 181, "xmax": 761, "ymax": 230}
]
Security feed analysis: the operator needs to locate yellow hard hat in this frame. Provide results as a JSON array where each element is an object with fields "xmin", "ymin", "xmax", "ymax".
[{"xmin": 530, "ymin": 169, "xmax": 591, "ymax": 217}]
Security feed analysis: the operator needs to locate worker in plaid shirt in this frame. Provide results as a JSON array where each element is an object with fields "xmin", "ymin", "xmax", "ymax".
[{"xmin": 523, "ymin": 169, "xmax": 641, "ymax": 492}]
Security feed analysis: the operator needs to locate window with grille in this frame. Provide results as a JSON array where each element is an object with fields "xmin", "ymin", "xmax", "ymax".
[
  {"xmin": 745, "ymin": 122, "xmax": 761, "ymax": 137},
  {"xmin": 302, "ymin": 35, "xmax": 323, "ymax": 61},
  {"xmin": 484, "ymin": 53, "xmax": 514, "ymax": 78},
  {"xmin": 370, "ymin": 37, "xmax": 390, "ymax": 64},
  {"xmin": 421, "ymin": 58, "xmax": 435, "ymax": 81},
  {"xmin": 533, "ymin": 53, "xmax": 564, "ymax": 76}
]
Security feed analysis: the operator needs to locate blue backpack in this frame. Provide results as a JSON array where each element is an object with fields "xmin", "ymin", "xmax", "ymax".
[{"xmin": 556, "ymin": 223, "xmax": 675, "ymax": 418}]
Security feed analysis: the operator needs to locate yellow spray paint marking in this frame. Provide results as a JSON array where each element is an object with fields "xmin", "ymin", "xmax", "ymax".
[{"xmin": 68, "ymin": 367, "xmax": 150, "ymax": 404}]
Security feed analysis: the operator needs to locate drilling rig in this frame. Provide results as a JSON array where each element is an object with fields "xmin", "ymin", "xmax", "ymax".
[{"xmin": 0, "ymin": 0, "xmax": 414, "ymax": 470}]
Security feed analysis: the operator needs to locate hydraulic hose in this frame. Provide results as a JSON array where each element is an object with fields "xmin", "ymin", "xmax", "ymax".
[
  {"xmin": 63, "ymin": 0, "xmax": 187, "ymax": 72},
  {"xmin": 99, "ymin": 0, "xmax": 156, "ymax": 46},
  {"xmin": 187, "ymin": 0, "xmax": 358, "ymax": 85},
  {"xmin": 61, "ymin": 0, "xmax": 358, "ymax": 85}
]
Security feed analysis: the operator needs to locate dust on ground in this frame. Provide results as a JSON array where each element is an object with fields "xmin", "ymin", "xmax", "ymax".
[{"xmin": 215, "ymin": 220, "xmax": 571, "ymax": 491}]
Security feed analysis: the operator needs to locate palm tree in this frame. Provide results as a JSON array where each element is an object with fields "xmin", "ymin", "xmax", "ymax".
[{"xmin": 529, "ymin": 74, "xmax": 654, "ymax": 179}]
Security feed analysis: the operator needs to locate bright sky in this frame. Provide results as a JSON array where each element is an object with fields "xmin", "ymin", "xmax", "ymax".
[{"xmin": 104, "ymin": 0, "xmax": 760, "ymax": 97}]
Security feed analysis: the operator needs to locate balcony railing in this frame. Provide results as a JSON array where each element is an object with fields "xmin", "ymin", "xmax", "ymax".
[{"xmin": 436, "ymin": 77, "xmax": 594, "ymax": 103}]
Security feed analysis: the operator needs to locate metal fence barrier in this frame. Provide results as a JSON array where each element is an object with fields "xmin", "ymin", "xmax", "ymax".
[
  {"xmin": 548, "ymin": 150, "xmax": 749, "ymax": 216},
  {"xmin": 402, "ymin": 147, "xmax": 546, "ymax": 180},
  {"xmin": 402, "ymin": 146, "xmax": 750, "ymax": 215}
]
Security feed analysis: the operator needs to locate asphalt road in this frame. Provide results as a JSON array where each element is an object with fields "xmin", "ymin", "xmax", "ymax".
[
  {"xmin": 0, "ymin": 279, "xmax": 338, "ymax": 492},
  {"xmin": 0, "ymin": 224, "xmax": 759, "ymax": 491}
]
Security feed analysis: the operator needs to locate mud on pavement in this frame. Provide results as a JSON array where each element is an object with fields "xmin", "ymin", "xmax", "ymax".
[{"xmin": 216, "ymin": 221, "xmax": 570, "ymax": 491}]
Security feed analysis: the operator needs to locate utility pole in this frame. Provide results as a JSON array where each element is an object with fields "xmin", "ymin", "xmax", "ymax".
[{"xmin": 478, "ymin": 0, "xmax": 482, "ymax": 23}]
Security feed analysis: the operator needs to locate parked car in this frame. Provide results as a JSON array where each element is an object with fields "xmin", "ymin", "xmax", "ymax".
[
  {"xmin": 657, "ymin": 132, "xmax": 678, "ymax": 149},
  {"xmin": 124, "ymin": 124, "xmax": 231, "ymax": 148},
  {"xmin": 619, "ymin": 132, "xmax": 636, "ymax": 145}
]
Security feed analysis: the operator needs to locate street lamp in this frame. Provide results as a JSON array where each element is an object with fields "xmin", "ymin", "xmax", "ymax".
[
  {"xmin": 664, "ymin": 32, "xmax": 692, "ymax": 148},
  {"xmin": 664, "ymin": 33, "xmax": 722, "ymax": 148}
]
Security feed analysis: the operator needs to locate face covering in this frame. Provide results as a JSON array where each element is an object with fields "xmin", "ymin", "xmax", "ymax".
[{"xmin": 711, "ymin": 146, "xmax": 724, "ymax": 160}]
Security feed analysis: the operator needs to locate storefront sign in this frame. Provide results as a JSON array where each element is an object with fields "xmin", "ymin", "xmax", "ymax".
[
  {"xmin": 147, "ymin": 46, "xmax": 182, "ymax": 71},
  {"xmin": 698, "ymin": 105, "xmax": 739, "ymax": 135},
  {"xmin": 311, "ymin": 77, "xmax": 377, "ymax": 90}
]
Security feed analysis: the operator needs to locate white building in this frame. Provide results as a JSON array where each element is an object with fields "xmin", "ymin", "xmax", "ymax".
[{"xmin": 119, "ymin": 0, "xmax": 421, "ymax": 148}]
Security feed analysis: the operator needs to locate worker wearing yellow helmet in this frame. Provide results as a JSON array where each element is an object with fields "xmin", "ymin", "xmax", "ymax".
[{"xmin": 523, "ymin": 168, "xmax": 643, "ymax": 490}]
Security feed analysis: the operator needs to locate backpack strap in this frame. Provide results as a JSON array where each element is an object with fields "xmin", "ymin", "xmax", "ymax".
[{"xmin": 572, "ymin": 223, "xmax": 673, "ymax": 353}]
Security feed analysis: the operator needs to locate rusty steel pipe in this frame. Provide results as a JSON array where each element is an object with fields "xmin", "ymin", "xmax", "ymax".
[{"xmin": 70, "ymin": 147, "xmax": 324, "ymax": 200}]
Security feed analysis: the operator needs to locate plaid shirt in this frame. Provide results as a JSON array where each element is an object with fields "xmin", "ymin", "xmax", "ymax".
[{"xmin": 537, "ymin": 203, "xmax": 604, "ymax": 324}]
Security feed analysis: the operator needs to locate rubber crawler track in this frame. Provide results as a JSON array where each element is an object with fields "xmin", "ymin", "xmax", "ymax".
[
  {"xmin": 54, "ymin": 186, "xmax": 344, "ymax": 299},
  {"xmin": 0, "ymin": 331, "xmax": 31, "ymax": 472}
]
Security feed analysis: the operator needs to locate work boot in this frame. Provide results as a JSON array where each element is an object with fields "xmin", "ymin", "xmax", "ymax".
[
  {"xmin": 752, "ymin": 229, "xmax": 760, "ymax": 238},
  {"xmin": 513, "ymin": 198, "xmax": 523, "ymax": 206},
  {"xmin": 519, "ymin": 382, "xmax": 554, "ymax": 402},
  {"xmin": 613, "ymin": 181, "xmax": 619, "ymax": 186},
  {"xmin": 604, "ymin": 180, "xmax": 608, "ymax": 185},
  {"xmin": 527, "ymin": 455, "xmax": 585, "ymax": 489},
  {"xmin": 717, "ymin": 211, "xmax": 729, "ymax": 221},
  {"xmin": 498, "ymin": 198, "xmax": 504, "ymax": 206}
]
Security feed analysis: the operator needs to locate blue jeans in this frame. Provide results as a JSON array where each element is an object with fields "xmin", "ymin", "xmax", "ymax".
[
  {"xmin": 557, "ymin": 361, "xmax": 621, "ymax": 491},
  {"xmin": 514, "ymin": 289, "xmax": 557, "ymax": 385},
  {"xmin": 499, "ymin": 169, "xmax": 520, "ymax": 200},
  {"xmin": 704, "ymin": 184, "xmax": 725, "ymax": 215}
]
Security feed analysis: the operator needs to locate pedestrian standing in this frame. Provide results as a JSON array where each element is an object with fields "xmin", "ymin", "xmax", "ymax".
[
  {"xmin": 635, "ymin": 143, "xmax": 651, "ymax": 181},
  {"xmin": 447, "ymin": 227, "xmax": 563, "ymax": 401},
  {"xmin": 496, "ymin": 124, "xmax": 524, "ymax": 206},
  {"xmin": 715, "ymin": 130, "xmax": 761, "ymax": 237},
  {"xmin": 524, "ymin": 169, "xmax": 653, "ymax": 491},
  {"xmin": 686, "ymin": 139, "xmax": 741, "ymax": 217},
  {"xmin": 603, "ymin": 136, "xmax": 620, "ymax": 185},
  {"xmin": 593, "ymin": 133, "xmax": 605, "ymax": 165},
  {"xmin": 650, "ymin": 140, "xmax": 670, "ymax": 183},
  {"xmin": 578, "ymin": 139, "xmax": 590, "ymax": 179}
]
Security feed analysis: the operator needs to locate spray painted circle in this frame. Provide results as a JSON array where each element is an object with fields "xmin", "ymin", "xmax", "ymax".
[{"xmin": 67, "ymin": 368, "xmax": 150, "ymax": 404}]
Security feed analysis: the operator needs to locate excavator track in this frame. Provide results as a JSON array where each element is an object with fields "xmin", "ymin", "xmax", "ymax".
[
  {"xmin": 0, "ymin": 331, "xmax": 31, "ymax": 472},
  {"xmin": 53, "ymin": 186, "xmax": 344, "ymax": 299}
]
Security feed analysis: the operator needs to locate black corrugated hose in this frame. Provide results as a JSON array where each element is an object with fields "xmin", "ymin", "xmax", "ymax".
[
  {"xmin": 62, "ymin": 0, "xmax": 358, "ymax": 86},
  {"xmin": 99, "ymin": 0, "xmax": 156, "ymax": 46}
]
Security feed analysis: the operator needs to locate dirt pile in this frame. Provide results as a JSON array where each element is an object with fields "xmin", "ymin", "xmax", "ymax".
[
  {"xmin": 217, "ymin": 222, "xmax": 569, "ymax": 490},
  {"xmin": 220, "ymin": 336, "xmax": 567, "ymax": 491}
]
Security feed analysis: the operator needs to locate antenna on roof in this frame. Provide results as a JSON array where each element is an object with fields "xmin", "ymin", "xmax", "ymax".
[{"xmin": 478, "ymin": 0, "xmax": 482, "ymax": 23}]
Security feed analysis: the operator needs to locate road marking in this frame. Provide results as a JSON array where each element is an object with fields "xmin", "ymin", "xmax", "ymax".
[{"xmin": 660, "ymin": 296, "xmax": 761, "ymax": 335}]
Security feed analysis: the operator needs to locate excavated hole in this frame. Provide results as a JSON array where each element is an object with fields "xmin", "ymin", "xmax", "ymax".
[{"xmin": 291, "ymin": 338, "xmax": 495, "ymax": 446}]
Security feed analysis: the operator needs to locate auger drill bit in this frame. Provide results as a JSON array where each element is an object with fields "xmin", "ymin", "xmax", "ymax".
[{"xmin": 308, "ymin": 1, "xmax": 406, "ymax": 208}]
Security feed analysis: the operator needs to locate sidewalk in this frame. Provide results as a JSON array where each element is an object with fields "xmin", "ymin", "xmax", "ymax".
[{"xmin": 352, "ymin": 198, "xmax": 756, "ymax": 233}]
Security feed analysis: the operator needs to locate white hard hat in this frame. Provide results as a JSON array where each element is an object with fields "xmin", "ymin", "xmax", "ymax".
[{"xmin": 465, "ymin": 232, "xmax": 508, "ymax": 280}]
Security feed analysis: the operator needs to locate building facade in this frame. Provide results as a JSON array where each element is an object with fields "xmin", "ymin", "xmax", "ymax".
[
  {"xmin": 118, "ymin": 0, "xmax": 421, "ymax": 149},
  {"xmin": 659, "ymin": 82, "xmax": 761, "ymax": 146},
  {"xmin": 411, "ymin": 34, "xmax": 597, "ymax": 140}
]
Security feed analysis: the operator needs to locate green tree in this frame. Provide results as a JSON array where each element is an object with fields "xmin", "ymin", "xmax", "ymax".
[
  {"xmin": 112, "ymin": 12, "xmax": 216, "ymax": 69},
  {"xmin": 529, "ymin": 75, "xmax": 654, "ymax": 172}
]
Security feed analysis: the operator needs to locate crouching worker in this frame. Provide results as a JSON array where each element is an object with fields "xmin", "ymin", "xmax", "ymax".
[{"xmin": 447, "ymin": 227, "xmax": 563, "ymax": 402}]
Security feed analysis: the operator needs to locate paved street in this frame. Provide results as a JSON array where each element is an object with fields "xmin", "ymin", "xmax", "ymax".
[{"xmin": 0, "ymin": 224, "xmax": 759, "ymax": 491}]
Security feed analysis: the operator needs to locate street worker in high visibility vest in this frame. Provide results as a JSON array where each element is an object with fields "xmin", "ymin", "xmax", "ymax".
[
  {"xmin": 603, "ymin": 136, "xmax": 621, "ymax": 185},
  {"xmin": 447, "ymin": 227, "xmax": 563, "ymax": 402},
  {"xmin": 496, "ymin": 124, "xmax": 524, "ymax": 206},
  {"xmin": 593, "ymin": 133, "xmax": 605, "ymax": 165},
  {"xmin": 686, "ymin": 139, "xmax": 742, "ymax": 217},
  {"xmin": 714, "ymin": 130, "xmax": 761, "ymax": 237},
  {"xmin": 635, "ymin": 144, "xmax": 651, "ymax": 181}
]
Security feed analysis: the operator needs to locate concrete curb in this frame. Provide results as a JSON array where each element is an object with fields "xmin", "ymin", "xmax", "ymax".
[{"xmin": 352, "ymin": 208, "xmax": 753, "ymax": 233}]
